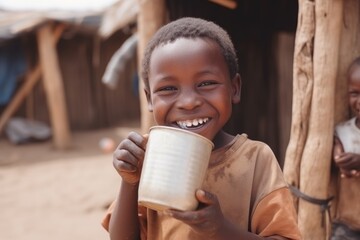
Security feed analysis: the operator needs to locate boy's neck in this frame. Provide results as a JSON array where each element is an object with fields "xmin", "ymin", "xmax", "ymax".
[{"xmin": 212, "ymin": 130, "xmax": 236, "ymax": 149}]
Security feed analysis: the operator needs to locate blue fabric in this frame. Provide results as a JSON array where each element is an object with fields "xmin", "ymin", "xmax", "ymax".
[{"xmin": 0, "ymin": 39, "xmax": 27, "ymax": 105}]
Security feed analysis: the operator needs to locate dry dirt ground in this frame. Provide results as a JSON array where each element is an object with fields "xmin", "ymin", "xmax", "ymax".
[{"xmin": 0, "ymin": 123, "xmax": 140, "ymax": 240}]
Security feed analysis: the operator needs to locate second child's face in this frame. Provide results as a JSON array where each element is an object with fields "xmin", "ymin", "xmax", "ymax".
[
  {"xmin": 348, "ymin": 65, "xmax": 360, "ymax": 122},
  {"xmin": 146, "ymin": 38, "xmax": 241, "ymax": 141}
]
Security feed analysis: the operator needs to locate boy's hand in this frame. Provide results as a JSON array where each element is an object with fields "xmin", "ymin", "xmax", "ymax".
[
  {"xmin": 113, "ymin": 132, "xmax": 148, "ymax": 184},
  {"xmin": 166, "ymin": 189, "xmax": 225, "ymax": 238},
  {"xmin": 333, "ymin": 136, "xmax": 344, "ymax": 160},
  {"xmin": 334, "ymin": 152, "xmax": 360, "ymax": 178}
]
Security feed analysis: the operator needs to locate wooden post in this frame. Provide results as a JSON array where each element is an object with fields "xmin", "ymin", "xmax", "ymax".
[
  {"xmin": 274, "ymin": 32, "xmax": 295, "ymax": 167},
  {"xmin": 0, "ymin": 24, "xmax": 65, "ymax": 135},
  {"xmin": 283, "ymin": 0, "xmax": 315, "ymax": 205},
  {"xmin": 297, "ymin": 0, "xmax": 343, "ymax": 239},
  {"xmin": 137, "ymin": 0, "xmax": 167, "ymax": 133},
  {"xmin": 0, "ymin": 64, "xmax": 41, "ymax": 133},
  {"xmin": 37, "ymin": 23, "xmax": 71, "ymax": 150}
]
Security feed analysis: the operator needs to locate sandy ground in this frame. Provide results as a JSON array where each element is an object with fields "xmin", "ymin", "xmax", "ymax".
[{"xmin": 0, "ymin": 123, "xmax": 140, "ymax": 240}]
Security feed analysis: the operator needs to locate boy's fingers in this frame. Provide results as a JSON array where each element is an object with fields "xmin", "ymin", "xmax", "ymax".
[
  {"xmin": 128, "ymin": 131, "xmax": 148, "ymax": 150},
  {"xmin": 113, "ymin": 159, "xmax": 136, "ymax": 172},
  {"xmin": 340, "ymin": 169, "xmax": 352, "ymax": 178},
  {"xmin": 341, "ymin": 169, "xmax": 360, "ymax": 178},
  {"xmin": 335, "ymin": 155, "xmax": 348, "ymax": 163},
  {"xmin": 117, "ymin": 138, "xmax": 146, "ymax": 162},
  {"xmin": 196, "ymin": 189, "xmax": 216, "ymax": 205},
  {"xmin": 143, "ymin": 133, "xmax": 149, "ymax": 140},
  {"xmin": 351, "ymin": 170, "xmax": 360, "ymax": 177},
  {"xmin": 114, "ymin": 148, "xmax": 139, "ymax": 167}
]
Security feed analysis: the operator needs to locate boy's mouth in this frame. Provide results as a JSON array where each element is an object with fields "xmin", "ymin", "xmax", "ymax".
[{"xmin": 176, "ymin": 118, "xmax": 209, "ymax": 129}]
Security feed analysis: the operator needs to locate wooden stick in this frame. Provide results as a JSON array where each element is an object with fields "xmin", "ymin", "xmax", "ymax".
[
  {"xmin": 298, "ymin": 0, "xmax": 343, "ymax": 238},
  {"xmin": 0, "ymin": 64, "xmax": 41, "ymax": 133},
  {"xmin": 209, "ymin": 0, "xmax": 237, "ymax": 9},
  {"xmin": 283, "ymin": 0, "xmax": 315, "ymax": 207},
  {"xmin": 0, "ymin": 23, "xmax": 65, "ymax": 136},
  {"xmin": 137, "ymin": 0, "xmax": 167, "ymax": 133},
  {"xmin": 37, "ymin": 23, "xmax": 71, "ymax": 150}
]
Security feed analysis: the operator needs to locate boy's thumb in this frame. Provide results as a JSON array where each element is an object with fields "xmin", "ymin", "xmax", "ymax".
[
  {"xmin": 143, "ymin": 133, "xmax": 149, "ymax": 141},
  {"xmin": 196, "ymin": 189, "xmax": 216, "ymax": 205}
]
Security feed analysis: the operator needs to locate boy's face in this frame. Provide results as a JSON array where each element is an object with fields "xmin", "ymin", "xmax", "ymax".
[
  {"xmin": 145, "ymin": 37, "xmax": 241, "ymax": 141},
  {"xmin": 348, "ymin": 65, "xmax": 360, "ymax": 121}
]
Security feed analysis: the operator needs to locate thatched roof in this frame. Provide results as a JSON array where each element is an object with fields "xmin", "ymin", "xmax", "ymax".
[{"xmin": 0, "ymin": 0, "xmax": 138, "ymax": 42}]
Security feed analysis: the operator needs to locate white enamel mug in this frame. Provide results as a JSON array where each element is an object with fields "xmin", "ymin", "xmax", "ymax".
[{"xmin": 138, "ymin": 126, "xmax": 214, "ymax": 211}]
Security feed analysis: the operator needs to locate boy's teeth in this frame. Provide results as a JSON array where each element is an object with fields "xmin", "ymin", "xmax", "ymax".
[{"xmin": 177, "ymin": 118, "xmax": 208, "ymax": 128}]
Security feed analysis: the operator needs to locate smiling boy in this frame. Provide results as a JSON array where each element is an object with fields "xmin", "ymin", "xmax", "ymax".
[
  {"xmin": 331, "ymin": 56, "xmax": 360, "ymax": 239},
  {"xmin": 102, "ymin": 17, "xmax": 301, "ymax": 239}
]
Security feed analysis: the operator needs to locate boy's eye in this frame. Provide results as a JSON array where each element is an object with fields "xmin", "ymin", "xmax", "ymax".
[
  {"xmin": 155, "ymin": 86, "xmax": 177, "ymax": 93},
  {"xmin": 349, "ymin": 91, "xmax": 360, "ymax": 97},
  {"xmin": 198, "ymin": 81, "xmax": 217, "ymax": 87},
  {"xmin": 161, "ymin": 86, "xmax": 176, "ymax": 91}
]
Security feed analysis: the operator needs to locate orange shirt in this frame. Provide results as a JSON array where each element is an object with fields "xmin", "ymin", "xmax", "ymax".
[{"xmin": 102, "ymin": 134, "xmax": 301, "ymax": 239}]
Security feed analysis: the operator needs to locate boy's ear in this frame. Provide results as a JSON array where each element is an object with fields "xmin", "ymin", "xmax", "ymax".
[
  {"xmin": 231, "ymin": 73, "xmax": 241, "ymax": 104},
  {"xmin": 144, "ymin": 88, "xmax": 153, "ymax": 112}
]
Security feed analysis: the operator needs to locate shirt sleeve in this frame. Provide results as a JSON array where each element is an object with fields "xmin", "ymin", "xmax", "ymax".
[
  {"xmin": 101, "ymin": 200, "xmax": 148, "ymax": 239},
  {"xmin": 101, "ymin": 200, "xmax": 116, "ymax": 231},
  {"xmin": 251, "ymin": 187, "xmax": 302, "ymax": 240}
]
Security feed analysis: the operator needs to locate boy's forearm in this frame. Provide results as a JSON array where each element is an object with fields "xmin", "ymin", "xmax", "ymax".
[{"xmin": 109, "ymin": 181, "xmax": 140, "ymax": 240}]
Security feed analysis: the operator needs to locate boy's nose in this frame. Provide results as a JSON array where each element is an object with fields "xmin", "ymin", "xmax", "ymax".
[{"xmin": 176, "ymin": 90, "xmax": 202, "ymax": 110}]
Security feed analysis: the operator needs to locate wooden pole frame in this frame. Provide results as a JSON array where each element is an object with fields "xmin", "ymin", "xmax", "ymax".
[
  {"xmin": 0, "ymin": 64, "xmax": 41, "ymax": 133},
  {"xmin": 37, "ymin": 22, "xmax": 71, "ymax": 150},
  {"xmin": 137, "ymin": 0, "xmax": 167, "ymax": 133},
  {"xmin": 284, "ymin": 0, "xmax": 344, "ymax": 239},
  {"xmin": 0, "ymin": 23, "xmax": 68, "ymax": 150},
  {"xmin": 283, "ymin": 0, "xmax": 315, "ymax": 198}
]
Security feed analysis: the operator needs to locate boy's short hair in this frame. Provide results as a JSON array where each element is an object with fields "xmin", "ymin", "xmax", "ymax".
[{"xmin": 141, "ymin": 17, "xmax": 239, "ymax": 90}]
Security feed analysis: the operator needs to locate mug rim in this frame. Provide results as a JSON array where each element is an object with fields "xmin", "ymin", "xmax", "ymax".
[{"xmin": 149, "ymin": 126, "xmax": 214, "ymax": 149}]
